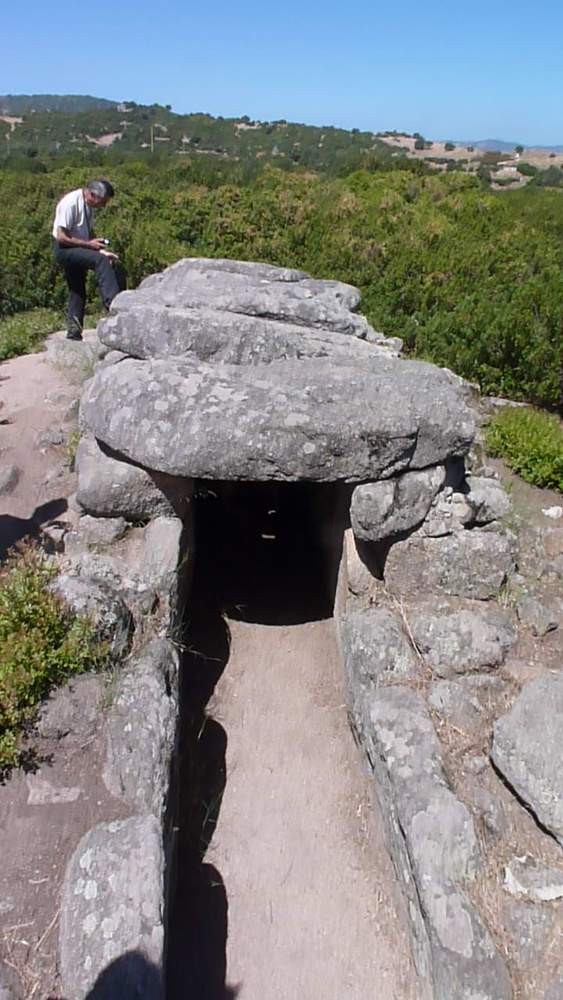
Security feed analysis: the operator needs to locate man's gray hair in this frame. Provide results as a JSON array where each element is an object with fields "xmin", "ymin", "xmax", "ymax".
[{"xmin": 86, "ymin": 178, "xmax": 115, "ymax": 199}]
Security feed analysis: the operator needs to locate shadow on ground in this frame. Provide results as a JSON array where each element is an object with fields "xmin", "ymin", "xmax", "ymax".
[{"xmin": 0, "ymin": 497, "xmax": 67, "ymax": 561}]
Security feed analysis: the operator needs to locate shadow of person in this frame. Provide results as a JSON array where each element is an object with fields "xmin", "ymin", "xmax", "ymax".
[
  {"xmin": 85, "ymin": 950, "xmax": 163, "ymax": 999},
  {"xmin": 0, "ymin": 497, "xmax": 68, "ymax": 560}
]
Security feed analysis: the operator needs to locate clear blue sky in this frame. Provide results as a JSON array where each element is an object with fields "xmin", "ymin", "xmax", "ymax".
[{"xmin": 3, "ymin": 0, "xmax": 563, "ymax": 146}]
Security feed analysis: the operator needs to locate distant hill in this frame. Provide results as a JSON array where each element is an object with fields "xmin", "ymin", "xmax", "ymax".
[
  {"xmin": 0, "ymin": 96, "xmax": 402, "ymax": 172},
  {"xmin": 0, "ymin": 94, "xmax": 118, "ymax": 114},
  {"xmin": 464, "ymin": 138, "xmax": 563, "ymax": 154}
]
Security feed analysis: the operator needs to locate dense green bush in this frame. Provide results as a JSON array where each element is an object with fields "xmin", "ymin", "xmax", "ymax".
[
  {"xmin": 0, "ymin": 160, "xmax": 562, "ymax": 410},
  {"xmin": 485, "ymin": 407, "xmax": 563, "ymax": 490},
  {"xmin": 0, "ymin": 546, "xmax": 108, "ymax": 771}
]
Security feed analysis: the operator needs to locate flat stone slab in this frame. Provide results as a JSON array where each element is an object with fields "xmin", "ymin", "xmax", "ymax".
[
  {"xmin": 492, "ymin": 673, "xmax": 563, "ymax": 845},
  {"xmin": 59, "ymin": 815, "xmax": 164, "ymax": 998},
  {"xmin": 81, "ymin": 354, "xmax": 473, "ymax": 483},
  {"xmin": 80, "ymin": 258, "xmax": 474, "ymax": 483}
]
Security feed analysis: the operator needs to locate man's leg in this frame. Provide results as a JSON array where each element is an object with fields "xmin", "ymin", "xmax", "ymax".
[
  {"xmin": 54, "ymin": 246, "xmax": 100, "ymax": 340},
  {"xmin": 94, "ymin": 255, "xmax": 125, "ymax": 310}
]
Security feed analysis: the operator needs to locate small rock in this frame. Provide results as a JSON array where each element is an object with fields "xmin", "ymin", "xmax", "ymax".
[
  {"xmin": 350, "ymin": 465, "xmax": 445, "ymax": 542},
  {"xmin": 50, "ymin": 573, "xmax": 133, "ymax": 658},
  {"xmin": 36, "ymin": 427, "xmax": 65, "ymax": 448},
  {"xmin": 504, "ymin": 856, "xmax": 563, "ymax": 902},
  {"xmin": 78, "ymin": 514, "xmax": 128, "ymax": 546},
  {"xmin": 142, "ymin": 516, "xmax": 183, "ymax": 594},
  {"xmin": 64, "ymin": 397, "xmax": 80, "ymax": 421},
  {"xmin": 429, "ymin": 679, "xmax": 483, "ymax": 737},
  {"xmin": 492, "ymin": 673, "xmax": 563, "ymax": 845},
  {"xmin": 0, "ymin": 463, "xmax": 19, "ymax": 495},
  {"xmin": 463, "ymin": 754, "xmax": 488, "ymax": 775},
  {"xmin": 341, "ymin": 606, "xmax": 417, "ymax": 691},
  {"xmin": 463, "ymin": 475, "xmax": 511, "ymax": 525},
  {"xmin": 410, "ymin": 606, "xmax": 516, "ymax": 677},
  {"xmin": 499, "ymin": 897, "xmax": 554, "ymax": 972},
  {"xmin": 75, "ymin": 434, "xmax": 190, "ymax": 522},
  {"xmin": 466, "ymin": 784, "xmax": 507, "ymax": 837},
  {"xmin": 344, "ymin": 528, "xmax": 375, "ymax": 596},
  {"xmin": 385, "ymin": 528, "xmax": 516, "ymax": 600},
  {"xmin": 542, "ymin": 506, "xmax": 563, "ymax": 520},
  {"xmin": 36, "ymin": 674, "xmax": 103, "ymax": 740},
  {"xmin": 517, "ymin": 595, "xmax": 560, "ymax": 636}
]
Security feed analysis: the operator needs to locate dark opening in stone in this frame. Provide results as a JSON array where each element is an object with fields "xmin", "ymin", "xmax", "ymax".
[{"xmin": 190, "ymin": 480, "xmax": 350, "ymax": 626}]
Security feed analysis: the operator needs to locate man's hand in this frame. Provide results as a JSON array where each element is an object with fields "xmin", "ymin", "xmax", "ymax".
[
  {"xmin": 89, "ymin": 238, "xmax": 110, "ymax": 251},
  {"xmin": 99, "ymin": 249, "xmax": 120, "ymax": 261}
]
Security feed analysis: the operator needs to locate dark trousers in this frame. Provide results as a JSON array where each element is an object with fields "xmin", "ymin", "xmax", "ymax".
[{"xmin": 53, "ymin": 243, "xmax": 127, "ymax": 333}]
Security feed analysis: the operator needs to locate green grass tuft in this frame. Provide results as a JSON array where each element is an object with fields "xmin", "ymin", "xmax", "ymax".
[
  {"xmin": 0, "ymin": 308, "xmax": 62, "ymax": 362},
  {"xmin": 485, "ymin": 407, "xmax": 563, "ymax": 492},
  {"xmin": 0, "ymin": 545, "xmax": 108, "ymax": 772}
]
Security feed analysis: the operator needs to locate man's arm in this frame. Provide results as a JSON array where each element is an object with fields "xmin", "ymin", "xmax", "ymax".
[{"xmin": 55, "ymin": 226, "xmax": 107, "ymax": 251}]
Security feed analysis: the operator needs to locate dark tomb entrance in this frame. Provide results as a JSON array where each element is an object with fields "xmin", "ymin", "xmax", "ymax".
[{"xmin": 165, "ymin": 480, "xmax": 350, "ymax": 999}]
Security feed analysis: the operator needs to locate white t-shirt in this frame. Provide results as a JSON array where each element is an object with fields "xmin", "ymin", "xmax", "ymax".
[{"xmin": 52, "ymin": 188, "xmax": 93, "ymax": 240}]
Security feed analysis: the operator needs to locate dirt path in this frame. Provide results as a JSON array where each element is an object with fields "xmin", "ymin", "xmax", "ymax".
[
  {"xmin": 206, "ymin": 617, "xmax": 417, "ymax": 999},
  {"xmin": 0, "ymin": 332, "xmax": 97, "ymax": 557}
]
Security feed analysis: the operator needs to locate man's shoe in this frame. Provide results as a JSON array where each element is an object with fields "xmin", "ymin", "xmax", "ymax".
[{"xmin": 66, "ymin": 330, "xmax": 83, "ymax": 341}]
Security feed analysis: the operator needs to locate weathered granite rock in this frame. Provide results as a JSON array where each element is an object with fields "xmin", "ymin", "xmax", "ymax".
[
  {"xmin": 111, "ymin": 258, "xmax": 369, "ymax": 335},
  {"xmin": 59, "ymin": 815, "xmax": 164, "ymax": 999},
  {"xmin": 463, "ymin": 475, "xmax": 511, "ymax": 525},
  {"xmin": 410, "ymin": 605, "xmax": 516, "ymax": 676},
  {"xmin": 36, "ymin": 674, "xmax": 103, "ymax": 740},
  {"xmin": 417, "ymin": 488, "xmax": 473, "ymax": 537},
  {"xmin": 385, "ymin": 528, "xmax": 516, "ymax": 600},
  {"xmin": 64, "ymin": 550, "xmax": 156, "ymax": 617},
  {"xmin": 343, "ymin": 528, "xmax": 375, "ymax": 597},
  {"xmin": 517, "ymin": 595, "xmax": 560, "ymax": 636},
  {"xmin": 98, "ymin": 304, "xmax": 399, "ymax": 364},
  {"xmin": 504, "ymin": 856, "xmax": 563, "ymax": 902},
  {"xmin": 350, "ymin": 465, "xmax": 445, "ymax": 542},
  {"xmin": 465, "ymin": 783, "xmax": 507, "ymax": 837},
  {"xmin": 428, "ymin": 679, "xmax": 483, "ymax": 736},
  {"xmin": 51, "ymin": 573, "xmax": 133, "ymax": 658},
  {"xmin": 142, "ymin": 516, "xmax": 183, "ymax": 595},
  {"xmin": 75, "ymin": 435, "xmax": 191, "ymax": 521},
  {"xmin": 492, "ymin": 673, "xmax": 563, "ymax": 845},
  {"xmin": 78, "ymin": 514, "xmax": 128, "ymax": 546},
  {"xmin": 103, "ymin": 639, "xmax": 178, "ymax": 816},
  {"xmin": 81, "ymin": 354, "xmax": 474, "ymax": 483},
  {"xmin": 367, "ymin": 687, "xmax": 511, "ymax": 1000},
  {"xmin": 499, "ymin": 898, "xmax": 554, "ymax": 972},
  {"xmin": 81, "ymin": 258, "xmax": 475, "ymax": 483},
  {"xmin": 341, "ymin": 606, "xmax": 417, "ymax": 691}
]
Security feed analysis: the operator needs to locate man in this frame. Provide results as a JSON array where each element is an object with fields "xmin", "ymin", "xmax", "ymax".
[{"xmin": 52, "ymin": 178, "xmax": 126, "ymax": 340}]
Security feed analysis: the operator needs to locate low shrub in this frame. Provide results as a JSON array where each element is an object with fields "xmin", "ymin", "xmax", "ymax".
[
  {"xmin": 485, "ymin": 407, "xmax": 563, "ymax": 491},
  {"xmin": 0, "ymin": 545, "xmax": 108, "ymax": 772},
  {"xmin": 0, "ymin": 308, "xmax": 62, "ymax": 361}
]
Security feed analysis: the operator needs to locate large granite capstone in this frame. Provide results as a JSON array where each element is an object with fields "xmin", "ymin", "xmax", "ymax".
[{"xmin": 83, "ymin": 258, "xmax": 474, "ymax": 482}]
